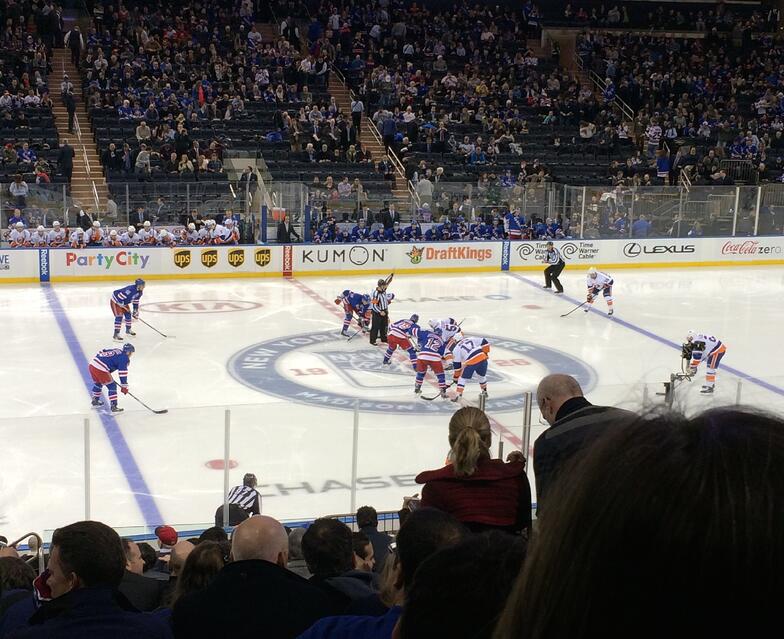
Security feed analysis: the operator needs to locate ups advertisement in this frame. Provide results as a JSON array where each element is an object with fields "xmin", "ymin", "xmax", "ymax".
[{"xmin": 168, "ymin": 246, "xmax": 277, "ymax": 273}]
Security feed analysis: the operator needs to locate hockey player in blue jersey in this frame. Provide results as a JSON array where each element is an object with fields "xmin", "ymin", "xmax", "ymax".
[
  {"xmin": 384, "ymin": 222, "xmax": 405, "ymax": 242},
  {"xmin": 404, "ymin": 220, "xmax": 423, "ymax": 241},
  {"xmin": 111, "ymin": 279, "xmax": 145, "ymax": 341},
  {"xmin": 351, "ymin": 219, "xmax": 371, "ymax": 242},
  {"xmin": 88, "ymin": 343, "xmax": 134, "ymax": 412},
  {"xmin": 414, "ymin": 329, "xmax": 447, "ymax": 398},
  {"xmin": 384, "ymin": 314, "xmax": 420, "ymax": 370},
  {"xmin": 334, "ymin": 289, "xmax": 371, "ymax": 336}
]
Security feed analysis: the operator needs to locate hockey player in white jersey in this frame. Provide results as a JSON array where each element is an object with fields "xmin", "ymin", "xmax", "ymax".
[
  {"xmin": 30, "ymin": 225, "xmax": 48, "ymax": 247},
  {"xmin": 9, "ymin": 222, "xmax": 31, "ymax": 247},
  {"xmin": 120, "ymin": 226, "xmax": 140, "ymax": 246},
  {"xmin": 159, "ymin": 229, "xmax": 176, "ymax": 246},
  {"xmin": 104, "ymin": 229, "xmax": 122, "ymax": 247},
  {"xmin": 69, "ymin": 227, "xmax": 86, "ymax": 248},
  {"xmin": 138, "ymin": 221, "xmax": 158, "ymax": 245},
  {"xmin": 428, "ymin": 318, "xmax": 463, "ymax": 347},
  {"xmin": 185, "ymin": 223, "xmax": 200, "ymax": 244},
  {"xmin": 87, "ymin": 220, "xmax": 104, "ymax": 246},
  {"xmin": 449, "ymin": 335, "xmax": 491, "ymax": 401},
  {"xmin": 685, "ymin": 330, "xmax": 727, "ymax": 394},
  {"xmin": 48, "ymin": 221, "xmax": 66, "ymax": 247},
  {"xmin": 585, "ymin": 267, "xmax": 614, "ymax": 315}
]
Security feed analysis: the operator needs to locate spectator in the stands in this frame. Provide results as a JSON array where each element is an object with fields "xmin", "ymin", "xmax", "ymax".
[
  {"xmin": 297, "ymin": 508, "xmax": 468, "ymax": 639},
  {"xmin": 167, "ymin": 541, "xmax": 224, "ymax": 608},
  {"xmin": 135, "ymin": 121, "xmax": 152, "ymax": 142},
  {"xmin": 3, "ymin": 521, "xmax": 171, "ymax": 638},
  {"xmin": 533, "ymin": 373, "xmax": 635, "ymax": 515},
  {"xmin": 356, "ymin": 506, "xmax": 393, "ymax": 574},
  {"xmin": 287, "ymin": 528, "xmax": 311, "ymax": 579},
  {"xmin": 119, "ymin": 539, "xmax": 162, "ymax": 612},
  {"xmin": 173, "ymin": 516, "xmax": 336, "ymax": 639},
  {"xmin": 351, "ymin": 533, "xmax": 375, "ymax": 573},
  {"xmin": 496, "ymin": 408, "xmax": 784, "ymax": 639},
  {"xmin": 398, "ymin": 532, "xmax": 526, "ymax": 639},
  {"xmin": 58, "ymin": 140, "xmax": 75, "ymax": 183},
  {"xmin": 415, "ymin": 406, "xmax": 532, "ymax": 536},
  {"xmin": 631, "ymin": 214, "xmax": 652, "ymax": 238},
  {"xmin": 9, "ymin": 175, "xmax": 29, "ymax": 209},
  {"xmin": 302, "ymin": 518, "xmax": 376, "ymax": 608}
]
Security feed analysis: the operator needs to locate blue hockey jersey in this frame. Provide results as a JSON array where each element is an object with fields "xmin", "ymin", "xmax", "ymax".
[
  {"xmin": 90, "ymin": 348, "xmax": 130, "ymax": 385},
  {"xmin": 416, "ymin": 330, "xmax": 446, "ymax": 362},
  {"xmin": 112, "ymin": 284, "xmax": 143, "ymax": 310}
]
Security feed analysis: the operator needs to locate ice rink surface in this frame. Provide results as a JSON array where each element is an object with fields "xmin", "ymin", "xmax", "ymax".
[{"xmin": 1, "ymin": 267, "xmax": 783, "ymax": 540}]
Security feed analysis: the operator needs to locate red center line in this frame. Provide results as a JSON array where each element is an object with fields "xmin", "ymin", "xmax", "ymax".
[{"xmin": 286, "ymin": 278, "xmax": 523, "ymax": 451}]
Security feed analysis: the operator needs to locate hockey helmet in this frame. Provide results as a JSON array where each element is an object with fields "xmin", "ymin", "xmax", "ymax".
[
  {"xmin": 53, "ymin": 221, "xmax": 61, "ymax": 227},
  {"xmin": 342, "ymin": 289, "xmax": 350, "ymax": 298},
  {"xmin": 361, "ymin": 294, "xmax": 370, "ymax": 304},
  {"xmin": 588, "ymin": 267, "xmax": 598, "ymax": 277},
  {"xmin": 188, "ymin": 223, "xmax": 196, "ymax": 231},
  {"xmin": 410, "ymin": 314, "xmax": 419, "ymax": 323},
  {"xmin": 135, "ymin": 278, "xmax": 146, "ymax": 288},
  {"xmin": 37, "ymin": 225, "xmax": 45, "ymax": 232},
  {"xmin": 686, "ymin": 329, "xmax": 696, "ymax": 342},
  {"xmin": 110, "ymin": 230, "xmax": 117, "ymax": 236},
  {"xmin": 122, "ymin": 343, "xmax": 135, "ymax": 354},
  {"xmin": 143, "ymin": 220, "xmax": 151, "ymax": 227},
  {"xmin": 15, "ymin": 221, "xmax": 23, "ymax": 228},
  {"xmin": 428, "ymin": 319, "xmax": 439, "ymax": 330},
  {"xmin": 127, "ymin": 225, "xmax": 135, "ymax": 232},
  {"xmin": 93, "ymin": 220, "xmax": 101, "ymax": 227}
]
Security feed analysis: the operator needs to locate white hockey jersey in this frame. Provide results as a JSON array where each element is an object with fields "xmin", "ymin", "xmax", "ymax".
[
  {"xmin": 587, "ymin": 270, "xmax": 613, "ymax": 290},
  {"xmin": 47, "ymin": 229, "xmax": 66, "ymax": 246},
  {"xmin": 139, "ymin": 228, "xmax": 159, "ymax": 244},
  {"xmin": 120, "ymin": 231, "xmax": 140, "ymax": 246},
  {"xmin": 29, "ymin": 230, "xmax": 48, "ymax": 246},
  {"xmin": 9, "ymin": 228, "xmax": 31, "ymax": 247},
  {"xmin": 690, "ymin": 332, "xmax": 724, "ymax": 365},
  {"xmin": 452, "ymin": 337, "xmax": 491, "ymax": 368}
]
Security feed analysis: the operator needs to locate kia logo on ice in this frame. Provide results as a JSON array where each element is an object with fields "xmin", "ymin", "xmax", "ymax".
[{"xmin": 623, "ymin": 243, "xmax": 696, "ymax": 258}]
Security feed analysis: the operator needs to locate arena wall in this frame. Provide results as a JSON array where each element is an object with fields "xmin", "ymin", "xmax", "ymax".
[{"xmin": 1, "ymin": 238, "xmax": 782, "ymax": 283}]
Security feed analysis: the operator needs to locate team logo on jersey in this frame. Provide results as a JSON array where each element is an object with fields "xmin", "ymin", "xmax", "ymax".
[
  {"xmin": 229, "ymin": 330, "xmax": 597, "ymax": 415},
  {"xmin": 173, "ymin": 250, "xmax": 191, "ymax": 269},
  {"xmin": 228, "ymin": 249, "xmax": 245, "ymax": 268},
  {"xmin": 255, "ymin": 248, "xmax": 271, "ymax": 267},
  {"xmin": 407, "ymin": 246, "xmax": 424, "ymax": 264},
  {"xmin": 201, "ymin": 249, "xmax": 218, "ymax": 268}
]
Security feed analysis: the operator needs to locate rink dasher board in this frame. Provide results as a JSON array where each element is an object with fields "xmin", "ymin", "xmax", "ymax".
[{"xmin": 0, "ymin": 238, "xmax": 783, "ymax": 283}]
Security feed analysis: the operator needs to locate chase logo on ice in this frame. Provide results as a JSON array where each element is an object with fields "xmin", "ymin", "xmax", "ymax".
[
  {"xmin": 228, "ymin": 330, "xmax": 597, "ymax": 415},
  {"xmin": 65, "ymin": 251, "xmax": 150, "ymax": 269}
]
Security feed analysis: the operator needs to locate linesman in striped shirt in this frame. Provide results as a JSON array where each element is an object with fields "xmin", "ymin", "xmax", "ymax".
[
  {"xmin": 370, "ymin": 278, "xmax": 392, "ymax": 345},
  {"xmin": 542, "ymin": 241, "xmax": 565, "ymax": 293},
  {"xmin": 227, "ymin": 473, "xmax": 261, "ymax": 517}
]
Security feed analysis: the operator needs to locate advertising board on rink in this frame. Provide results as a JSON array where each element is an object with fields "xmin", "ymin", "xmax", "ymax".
[{"xmin": 0, "ymin": 238, "xmax": 782, "ymax": 284}]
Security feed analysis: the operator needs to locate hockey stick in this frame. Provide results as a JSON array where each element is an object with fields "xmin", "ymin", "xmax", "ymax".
[
  {"xmin": 560, "ymin": 301, "xmax": 588, "ymax": 318},
  {"xmin": 136, "ymin": 316, "xmax": 174, "ymax": 338},
  {"xmin": 110, "ymin": 377, "xmax": 168, "ymax": 414},
  {"xmin": 346, "ymin": 326, "xmax": 364, "ymax": 341},
  {"xmin": 421, "ymin": 380, "xmax": 456, "ymax": 401}
]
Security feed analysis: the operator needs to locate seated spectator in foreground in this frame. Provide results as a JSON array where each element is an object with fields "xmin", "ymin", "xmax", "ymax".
[
  {"xmin": 351, "ymin": 533, "xmax": 375, "ymax": 573},
  {"xmin": 119, "ymin": 539, "xmax": 163, "ymax": 612},
  {"xmin": 396, "ymin": 532, "xmax": 526, "ymax": 639},
  {"xmin": 172, "ymin": 516, "xmax": 336, "ymax": 639},
  {"xmin": 302, "ymin": 519, "xmax": 377, "ymax": 610},
  {"xmin": 166, "ymin": 541, "xmax": 226, "ymax": 610},
  {"xmin": 287, "ymin": 528, "xmax": 311, "ymax": 579},
  {"xmin": 3, "ymin": 521, "xmax": 171, "ymax": 638},
  {"xmin": 297, "ymin": 509, "xmax": 467, "ymax": 639},
  {"xmin": 533, "ymin": 374, "xmax": 636, "ymax": 515},
  {"xmin": 415, "ymin": 407, "xmax": 532, "ymax": 536},
  {"xmin": 0, "ymin": 556, "xmax": 36, "ymax": 616},
  {"xmin": 355, "ymin": 506, "xmax": 393, "ymax": 574},
  {"xmin": 495, "ymin": 408, "xmax": 784, "ymax": 639}
]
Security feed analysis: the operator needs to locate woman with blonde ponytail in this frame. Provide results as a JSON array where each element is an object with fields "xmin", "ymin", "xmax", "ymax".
[{"xmin": 415, "ymin": 407, "xmax": 532, "ymax": 535}]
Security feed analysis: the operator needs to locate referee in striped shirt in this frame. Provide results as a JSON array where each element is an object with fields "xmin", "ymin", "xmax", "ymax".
[
  {"xmin": 543, "ymin": 241, "xmax": 565, "ymax": 293},
  {"xmin": 370, "ymin": 279, "xmax": 390, "ymax": 345},
  {"xmin": 227, "ymin": 473, "xmax": 261, "ymax": 517}
]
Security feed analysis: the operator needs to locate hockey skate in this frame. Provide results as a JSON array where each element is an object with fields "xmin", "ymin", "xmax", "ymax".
[
  {"xmin": 91, "ymin": 397, "xmax": 104, "ymax": 406},
  {"xmin": 480, "ymin": 389, "xmax": 488, "ymax": 399},
  {"xmin": 126, "ymin": 329, "xmax": 137, "ymax": 336},
  {"xmin": 608, "ymin": 309, "xmax": 614, "ymax": 316},
  {"xmin": 111, "ymin": 404, "xmax": 124, "ymax": 413},
  {"xmin": 451, "ymin": 393, "xmax": 461, "ymax": 403},
  {"xmin": 414, "ymin": 386, "xmax": 421, "ymax": 395},
  {"xmin": 440, "ymin": 389, "xmax": 447, "ymax": 400},
  {"xmin": 113, "ymin": 332, "xmax": 123, "ymax": 341},
  {"xmin": 700, "ymin": 386, "xmax": 715, "ymax": 394},
  {"xmin": 584, "ymin": 307, "xmax": 590, "ymax": 313},
  {"xmin": 382, "ymin": 359, "xmax": 391, "ymax": 366},
  {"xmin": 340, "ymin": 329, "xmax": 349, "ymax": 337}
]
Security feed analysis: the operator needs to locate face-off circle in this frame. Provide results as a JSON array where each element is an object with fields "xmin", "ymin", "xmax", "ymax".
[{"xmin": 228, "ymin": 331, "xmax": 597, "ymax": 415}]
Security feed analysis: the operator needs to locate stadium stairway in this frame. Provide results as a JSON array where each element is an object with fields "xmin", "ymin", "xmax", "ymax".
[{"xmin": 49, "ymin": 49, "xmax": 109, "ymax": 214}]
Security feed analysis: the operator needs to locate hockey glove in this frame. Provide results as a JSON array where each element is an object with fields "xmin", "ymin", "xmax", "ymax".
[{"xmin": 121, "ymin": 386, "xmax": 129, "ymax": 395}]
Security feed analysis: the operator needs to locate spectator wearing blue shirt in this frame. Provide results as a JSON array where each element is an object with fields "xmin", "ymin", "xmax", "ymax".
[{"xmin": 631, "ymin": 214, "xmax": 652, "ymax": 238}]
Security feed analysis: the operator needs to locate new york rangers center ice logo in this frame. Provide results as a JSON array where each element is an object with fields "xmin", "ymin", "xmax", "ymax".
[{"xmin": 229, "ymin": 331, "xmax": 596, "ymax": 414}]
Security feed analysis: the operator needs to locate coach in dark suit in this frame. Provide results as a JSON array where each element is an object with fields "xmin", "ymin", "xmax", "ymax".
[
  {"xmin": 58, "ymin": 140, "xmax": 75, "ymax": 182},
  {"xmin": 533, "ymin": 374, "xmax": 636, "ymax": 515},
  {"xmin": 276, "ymin": 214, "xmax": 301, "ymax": 243}
]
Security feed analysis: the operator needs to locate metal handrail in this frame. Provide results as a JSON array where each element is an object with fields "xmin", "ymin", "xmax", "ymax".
[
  {"xmin": 574, "ymin": 52, "xmax": 634, "ymax": 122},
  {"xmin": 7, "ymin": 532, "xmax": 46, "ymax": 574}
]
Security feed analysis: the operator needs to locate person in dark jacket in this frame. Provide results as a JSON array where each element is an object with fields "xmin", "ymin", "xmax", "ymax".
[
  {"xmin": 58, "ymin": 141, "xmax": 75, "ymax": 183},
  {"xmin": 355, "ymin": 507, "xmax": 393, "ymax": 574},
  {"xmin": 76, "ymin": 209, "xmax": 93, "ymax": 231},
  {"xmin": 4, "ymin": 521, "xmax": 171, "ymax": 638},
  {"xmin": 277, "ymin": 214, "xmax": 301, "ymax": 243},
  {"xmin": 533, "ymin": 374, "xmax": 636, "ymax": 515},
  {"xmin": 172, "ymin": 516, "xmax": 336, "ymax": 639},
  {"xmin": 118, "ymin": 540, "xmax": 162, "ymax": 612},
  {"xmin": 415, "ymin": 407, "xmax": 532, "ymax": 536},
  {"xmin": 63, "ymin": 91, "xmax": 76, "ymax": 134},
  {"xmin": 302, "ymin": 519, "xmax": 376, "ymax": 611}
]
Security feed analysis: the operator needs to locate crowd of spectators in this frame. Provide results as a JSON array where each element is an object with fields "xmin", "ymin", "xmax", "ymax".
[{"xmin": 1, "ymin": 384, "xmax": 781, "ymax": 638}]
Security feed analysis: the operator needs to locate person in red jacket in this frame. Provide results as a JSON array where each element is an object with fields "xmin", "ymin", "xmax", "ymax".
[{"xmin": 415, "ymin": 407, "xmax": 532, "ymax": 536}]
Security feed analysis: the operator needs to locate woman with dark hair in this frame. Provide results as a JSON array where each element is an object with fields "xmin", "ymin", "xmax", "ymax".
[
  {"xmin": 415, "ymin": 407, "xmax": 532, "ymax": 536},
  {"xmin": 494, "ymin": 408, "xmax": 784, "ymax": 639},
  {"xmin": 168, "ymin": 541, "xmax": 226, "ymax": 608}
]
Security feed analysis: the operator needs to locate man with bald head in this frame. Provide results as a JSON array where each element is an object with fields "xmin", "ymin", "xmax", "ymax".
[
  {"xmin": 172, "ymin": 516, "xmax": 337, "ymax": 638},
  {"xmin": 533, "ymin": 374, "xmax": 636, "ymax": 514}
]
